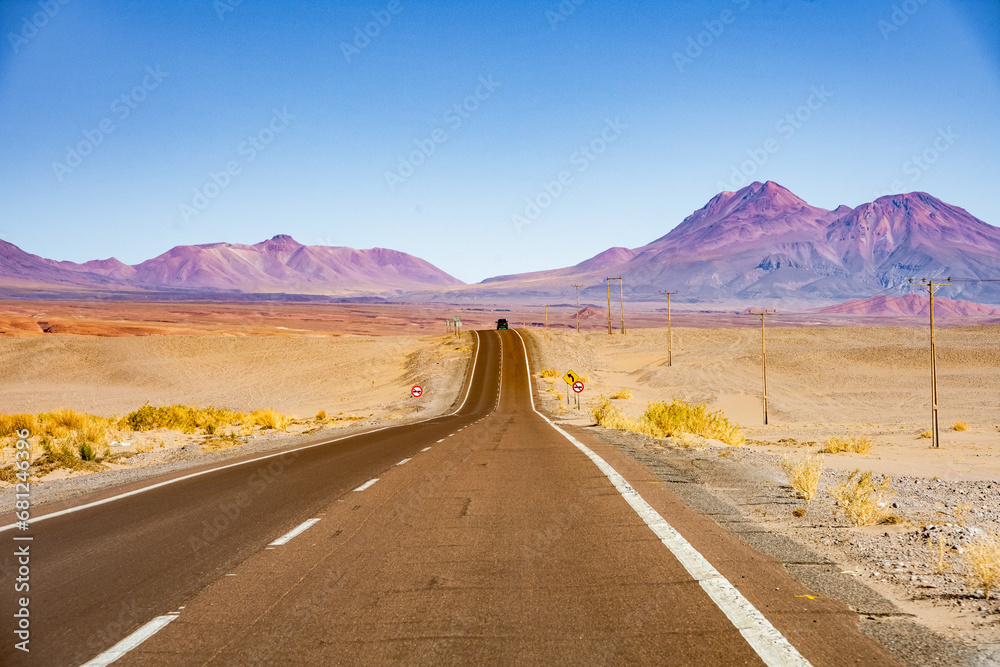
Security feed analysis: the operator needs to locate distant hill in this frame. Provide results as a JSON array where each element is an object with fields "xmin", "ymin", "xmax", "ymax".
[
  {"xmin": 418, "ymin": 181, "xmax": 1000, "ymax": 306},
  {"xmin": 815, "ymin": 294, "xmax": 1000, "ymax": 319},
  {"xmin": 0, "ymin": 235, "xmax": 463, "ymax": 298}
]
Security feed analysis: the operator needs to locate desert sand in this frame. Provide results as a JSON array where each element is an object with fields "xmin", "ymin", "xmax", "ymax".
[{"xmin": 525, "ymin": 325, "xmax": 1000, "ymax": 481}]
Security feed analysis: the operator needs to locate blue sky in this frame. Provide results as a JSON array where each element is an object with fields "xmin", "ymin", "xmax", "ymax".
[{"xmin": 1, "ymin": 0, "xmax": 997, "ymax": 283}]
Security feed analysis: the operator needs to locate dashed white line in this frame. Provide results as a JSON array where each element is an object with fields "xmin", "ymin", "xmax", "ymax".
[
  {"xmin": 396, "ymin": 458, "xmax": 411, "ymax": 466},
  {"xmin": 268, "ymin": 518, "xmax": 321, "ymax": 546},
  {"xmin": 421, "ymin": 447, "xmax": 432, "ymax": 452},
  {"xmin": 511, "ymin": 330, "xmax": 810, "ymax": 667},
  {"xmin": 437, "ymin": 438, "xmax": 445, "ymax": 443},
  {"xmin": 354, "ymin": 478, "xmax": 379, "ymax": 492},
  {"xmin": 80, "ymin": 613, "xmax": 180, "ymax": 667}
]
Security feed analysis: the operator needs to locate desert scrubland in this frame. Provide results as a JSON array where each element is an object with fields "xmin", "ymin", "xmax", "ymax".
[{"xmin": 0, "ymin": 330, "xmax": 474, "ymax": 487}]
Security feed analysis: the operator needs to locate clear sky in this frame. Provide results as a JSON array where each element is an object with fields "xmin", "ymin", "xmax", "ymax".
[{"xmin": 1, "ymin": 0, "xmax": 997, "ymax": 283}]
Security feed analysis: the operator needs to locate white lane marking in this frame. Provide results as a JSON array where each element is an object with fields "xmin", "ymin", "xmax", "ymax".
[
  {"xmin": 421, "ymin": 447, "xmax": 432, "ymax": 452},
  {"xmin": 268, "ymin": 518, "xmax": 321, "ymax": 546},
  {"xmin": 80, "ymin": 613, "xmax": 180, "ymax": 667},
  {"xmin": 511, "ymin": 330, "xmax": 810, "ymax": 667},
  {"xmin": 354, "ymin": 478, "xmax": 379, "ymax": 492},
  {"xmin": 0, "ymin": 331, "xmax": 488, "ymax": 534},
  {"xmin": 437, "ymin": 438, "xmax": 445, "ymax": 443},
  {"xmin": 396, "ymin": 458, "xmax": 411, "ymax": 466}
]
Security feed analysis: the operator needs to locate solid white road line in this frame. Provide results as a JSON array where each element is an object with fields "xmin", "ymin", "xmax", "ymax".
[
  {"xmin": 80, "ymin": 613, "xmax": 180, "ymax": 667},
  {"xmin": 396, "ymin": 458, "xmax": 411, "ymax": 466},
  {"xmin": 268, "ymin": 518, "xmax": 321, "ymax": 546},
  {"xmin": 511, "ymin": 330, "xmax": 810, "ymax": 667},
  {"xmin": 354, "ymin": 478, "xmax": 379, "ymax": 492},
  {"xmin": 0, "ymin": 331, "xmax": 488, "ymax": 535}
]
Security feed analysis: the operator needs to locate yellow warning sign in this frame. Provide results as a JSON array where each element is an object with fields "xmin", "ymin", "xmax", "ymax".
[{"xmin": 562, "ymin": 370, "xmax": 579, "ymax": 384}]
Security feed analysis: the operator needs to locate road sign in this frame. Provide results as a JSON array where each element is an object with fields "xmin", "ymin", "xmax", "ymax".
[
  {"xmin": 562, "ymin": 370, "xmax": 579, "ymax": 384},
  {"xmin": 411, "ymin": 385, "xmax": 423, "ymax": 398},
  {"xmin": 572, "ymin": 381, "xmax": 584, "ymax": 394}
]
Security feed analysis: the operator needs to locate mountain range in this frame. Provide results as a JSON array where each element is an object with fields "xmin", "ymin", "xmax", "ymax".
[
  {"xmin": 2, "ymin": 182, "xmax": 998, "ymax": 308},
  {"xmin": 0, "ymin": 235, "xmax": 462, "ymax": 298},
  {"xmin": 434, "ymin": 181, "xmax": 1000, "ymax": 306}
]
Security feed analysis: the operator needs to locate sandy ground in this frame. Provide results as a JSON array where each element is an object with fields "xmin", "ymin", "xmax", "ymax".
[
  {"xmin": 525, "ymin": 326, "xmax": 1000, "ymax": 663},
  {"xmin": 524, "ymin": 325, "xmax": 1000, "ymax": 480},
  {"xmin": 0, "ymin": 331, "xmax": 474, "ymax": 481}
]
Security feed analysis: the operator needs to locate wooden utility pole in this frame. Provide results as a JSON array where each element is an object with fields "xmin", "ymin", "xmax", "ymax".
[
  {"xmin": 747, "ymin": 309, "xmax": 776, "ymax": 425},
  {"xmin": 572, "ymin": 284, "xmax": 583, "ymax": 332},
  {"xmin": 544, "ymin": 305, "xmax": 548, "ymax": 328},
  {"xmin": 606, "ymin": 277, "xmax": 624, "ymax": 334},
  {"xmin": 909, "ymin": 278, "xmax": 951, "ymax": 448},
  {"xmin": 606, "ymin": 278, "xmax": 613, "ymax": 334},
  {"xmin": 619, "ymin": 278, "xmax": 626, "ymax": 335},
  {"xmin": 658, "ymin": 290, "xmax": 679, "ymax": 366}
]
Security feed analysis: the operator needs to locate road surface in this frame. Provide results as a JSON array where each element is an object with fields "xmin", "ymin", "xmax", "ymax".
[{"xmin": 2, "ymin": 329, "xmax": 896, "ymax": 665}]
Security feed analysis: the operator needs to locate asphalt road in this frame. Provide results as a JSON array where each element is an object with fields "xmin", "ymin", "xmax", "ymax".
[{"xmin": 2, "ymin": 329, "xmax": 897, "ymax": 665}]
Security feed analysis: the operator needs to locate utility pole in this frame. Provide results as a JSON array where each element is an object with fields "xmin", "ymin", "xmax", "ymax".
[
  {"xmin": 572, "ymin": 284, "xmax": 583, "ymax": 333},
  {"xmin": 606, "ymin": 278, "xmax": 613, "ymax": 334},
  {"xmin": 909, "ymin": 278, "xmax": 952, "ymax": 448},
  {"xmin": 746, "ymin": 309, "xmax": 776, "ymax": 425},
  {"xmin": 544, "ymin": 305, "xmax": 549, "ymax": 328},
  {"xmin": 606, "ymin": 276, "xmax": 624, "ymax": 334},
  {"xmin": 658, "ymin": 290, "xmax": 679, "ymax": 367}
]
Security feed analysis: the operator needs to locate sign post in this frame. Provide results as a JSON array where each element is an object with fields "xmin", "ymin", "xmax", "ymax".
[
  {"xmin": 411, "ymin": 385, "xmax": 423, "ymax": 398},
  {"xmin": 562, "ymin": 370, "xmax": 580, "ymax": 406},
  {"xmin": 572, "ymin": 380, "xmax": 584, "ymax": 409}
]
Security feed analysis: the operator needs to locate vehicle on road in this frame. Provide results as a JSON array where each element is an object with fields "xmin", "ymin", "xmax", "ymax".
[{"xmin": 496, "ymin": 318, "xmax": 508, "ymax": 330}]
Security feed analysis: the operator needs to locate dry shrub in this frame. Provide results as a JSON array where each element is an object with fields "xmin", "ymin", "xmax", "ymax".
[
  {"xmin": 643, "ymin": 399, "xmax": 745, "ymax": 446},
  {"xmin": 920, "ymin": 430, "xmax": 933, "ymax": 439},
  {"xmin": 781, "ymin": 454, "xmax": 824, "ymax": 505},
  {"xmin": 540, "ymin": 369, "xmax": 560, "ymax": 378},
  {"xmin": 0, "ymin": 413, "xmax": 38, "ymax": 437},
  {"xmin": 315, "ymin": 410, "xmax": 327, "ymax": 421},
  {"xmin": 823, "ymin": 435, "xmax": 874, "ymax": 455},
  {"xmin": 124, "ymin": 404, "xmax": 245, "ymax": 433},
  {"xmin": 610, "ymin": 389, "xmax": 632, "ymax": 400},
  {"xmin": 952, "ymin": 421, "xmax": 968, "ymax": 431},
  {"xmin": 830, "ymin": 470, "xmax": 895, "ymax": 526},
  {"xmin": 251, "ymin": 409, "xmax": 291, "ymax": 431},
  {"xmin": 591, "ymin": 397, "xmax": 744, "ymax": 446},
  {"xmin": 963, "ymin": 532, "xmax": 1000, "ymax": 599}
]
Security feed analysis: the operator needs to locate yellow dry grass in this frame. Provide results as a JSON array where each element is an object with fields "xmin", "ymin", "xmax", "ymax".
[
  {"xmin": 609, "ymin": 389, "xmax": 632, "ymax": 400},
  {"xmin": 781, "ymin": 454, "xmax": 823, "ymax": 505},
  {"xmin": 823, "ymin": 435, "xmax": 875, "ymax": 455},
  {"xmin": 952, "ymin": 421, "xmax": 968, "ymax": 431},
  {"xmin": 591, "ymin": 397, "xmax": 745, "ymax": 447},
  {"xmin": 830, "ymin": 469, "xmax": 896, "ymax": 526},
  {"xmin": 963, "ymin": 532, "xmax": 1000, "ymax": 599}
]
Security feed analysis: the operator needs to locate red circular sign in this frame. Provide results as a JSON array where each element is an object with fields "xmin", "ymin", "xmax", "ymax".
[
  {"xmin": 572, "ymin": 381, "xmax": 585, "ymax": 393},
  {"xmin": 411, "ymin": 385, "xmax": 423, "ymax": 398}
]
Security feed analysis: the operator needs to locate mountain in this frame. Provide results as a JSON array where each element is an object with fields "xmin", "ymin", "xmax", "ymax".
[
  {"xmin": 815, "ymin": 294, "xmax": 1000, "ymax": 319},
  {"xmin": 0, "ymin": 235, "xmax": 463, "ymax": 298},
  {"xmin": 429, "ymin": 181, "xmax": 1000, "ymax": 306}
]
